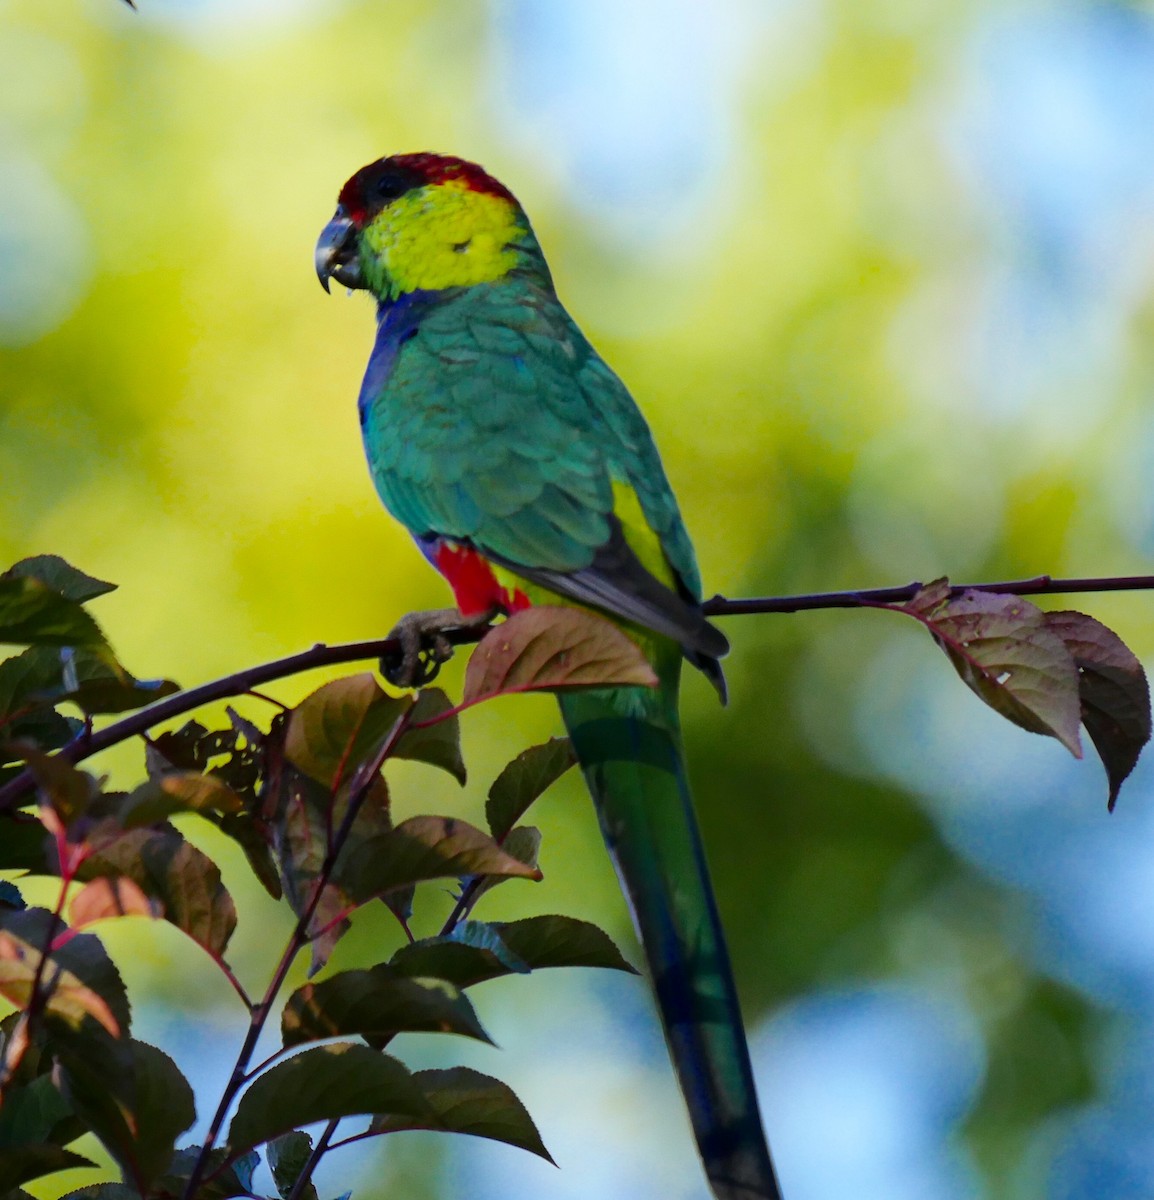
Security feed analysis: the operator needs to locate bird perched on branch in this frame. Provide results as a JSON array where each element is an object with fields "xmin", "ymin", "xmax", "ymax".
[{"xmin": 316, "ymin": 152, "xmax": 781, "ymax": 1200}]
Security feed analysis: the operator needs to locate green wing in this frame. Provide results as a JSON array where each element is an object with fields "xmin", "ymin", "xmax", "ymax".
[{"xmin": 362, "ymin": 279, "xmax": 704, "ymax": 600}]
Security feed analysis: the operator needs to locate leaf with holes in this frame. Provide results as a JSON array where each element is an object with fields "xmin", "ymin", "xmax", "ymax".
[
  {"xmin": 486, "ymin": 737, "xmax": 575, "ymax": 840},
  {"xmin": 463, "ymin": 607, "xmax": 658, "ymax": 706},
  {"xmin": 903, "ymin": 585, "xmax": 1082, "ymax": 756},
  {"xmin": 371, "ymin": 1066, "xmax": 553, "ymax": 1162},
  {"xmin": 1045, "ymin": 610, "xmax": 1152, "ymax": 808}
]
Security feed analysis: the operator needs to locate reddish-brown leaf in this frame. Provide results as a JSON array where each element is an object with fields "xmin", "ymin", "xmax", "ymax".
[
  {"xmin": 70, "ymin": 878, "xmax": 158, "ymax": 929},
  {"xmin": 902, "ymin": 585, "xmax": 1083, "ymax": 757},
  {"xmin": 463, "ymin": 607, "xmax": 658, "ymax": 706},
  {"xmin": 1044, "ymin": 610, "xmax": 1152, "ymax": 809}
]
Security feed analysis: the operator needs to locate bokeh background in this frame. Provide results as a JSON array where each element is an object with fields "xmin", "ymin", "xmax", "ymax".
[{"xmin": 4, "ymin": 0, "xmax": 1154, "ymax": 1197}]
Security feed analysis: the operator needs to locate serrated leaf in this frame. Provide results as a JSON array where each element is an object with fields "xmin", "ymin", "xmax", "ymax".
[
  {"xmin": 69, "ymin": 878, "xmax": 157, "ymax": 929},
  {"xmin": 0, "ymin": 576, "xmax": 109, "ymax": 651},
  {"xmin": 4, "ymin": 558, "xmax": 115, "ymax": 603},
  {"xmin": 227, "ymin": 1043, "xmax": 432, "ymax": 1155},
  {"xmin": 1044, "ymin": 610, "xmax": 1152, "ymax": 809},
  {"xmin": 156, "ymin": 1146, "xmax": 257, "ymax": 1200},
  {"xmin": 486, "ymin": 737, "xmax": 575, "ymax": 840},
  {"xmin": 463, "ymin": 607, "xmax": 659, "ymax": 706},
  {"xmin": 496, "ymin": 915, "xmax": 638, "ymax": 974},
  {"xmin": 0, "ymin": 1074, "xmax": 74, "ymax": 1149},
  {"xmin": 389, "ymin": 916, "xmax": 636, "ymax": 987},
  {"xmin": 468, "ymin": 826, "xmax": 542, "ymax": 906},
  {"xmin": 339, "ymin": 817, "xmax": 541, "ymax": 905},
  {"xmin": 59, "ymin": 1187, "xmax": 141, "ymax": 1200},
  {"xmin": 77, "ymin": 822, "xmax": 236, "ymax": 959},
  {"xmin": 282, "ymin": 965, "xmax": 492, "ymax": 1049},
  {"xmin": 285, "ymin": 674, "xmax": 411, "ymax": 789},
  {"xmin": 392, "ymin": 688, "xmax": 466, "ymax": 784},
  {"xmin": 370, "ymin": 1066, "xmax": 553, "ymax": 1163},
  {"xmin": 268, "ymin": 1131, "xmax": 317, "ymax": 1200},
  {"xmin": 55, "ymin": 648, "xmax": 179, "ymax": 717},
  {"xmin": 58, "ymin": 1039, "xmax": 195, "ymax": 1192},
  {"xmin": 118, "ymin": 772, "xmax": 244, "ymax": 828},
  {"xmin": 904, "ymin": 587, "xmax": 1083, "ymax": 756},
  {"xmin": 0, "ymin": 1145, "xmax": 97, "ymax": 1192},
  {"xmin": 0, "ymin": 880, "xmax": 24, "ymax": 908}
]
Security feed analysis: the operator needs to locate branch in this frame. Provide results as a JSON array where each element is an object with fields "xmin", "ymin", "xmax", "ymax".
[{"xmin": 2, "ymin": 572, "xmax": 1150, "ymax": 813}]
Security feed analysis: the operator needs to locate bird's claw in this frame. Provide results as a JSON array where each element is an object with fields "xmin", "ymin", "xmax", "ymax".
[{"xmin": 380, "ymin": 607, "xmax": 497, "ymax": 689}]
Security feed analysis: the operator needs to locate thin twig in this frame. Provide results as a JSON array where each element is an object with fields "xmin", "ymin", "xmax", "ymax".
[
  {"xmin": 188, "ymin": 705, "xmax": 419, "ymax": 1196},
  {"xmin": 285, "ymin": 1119, "xmax": 338, "ymax": 1200},
  {"xmin": 2, "ymin": 574, "xmax": 1151, "ymax": 815}
]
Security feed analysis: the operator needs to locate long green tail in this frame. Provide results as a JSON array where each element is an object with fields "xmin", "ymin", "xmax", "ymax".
[{"xmin": 559, "ymin": 670, "xmax": 782, "ymax": 1200}]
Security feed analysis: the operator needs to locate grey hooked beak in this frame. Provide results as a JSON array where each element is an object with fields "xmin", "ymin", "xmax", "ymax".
[{"xmin": 315, "ymin": 207, "xmax": 363, "ymax": 293}]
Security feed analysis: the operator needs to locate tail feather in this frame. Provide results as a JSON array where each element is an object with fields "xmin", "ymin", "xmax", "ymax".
[{"xmin": 559, "ymin": 678, "xmax": 781, "ymax": 1200}]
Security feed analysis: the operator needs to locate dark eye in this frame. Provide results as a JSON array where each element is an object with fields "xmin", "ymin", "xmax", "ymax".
[{"xmin": 376, "ymin": 174, "xmax": 407, "ymax": 201}]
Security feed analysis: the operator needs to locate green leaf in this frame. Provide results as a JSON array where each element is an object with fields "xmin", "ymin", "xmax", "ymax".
[
  {"xmin": 370, "ymin": 1066, "xmax": 554, "ymax": 1163},
  {"xmin": 339, "ymin": 817, "xmax": 542, "ymax": 905},
  {"xmin": 285, "ymin": 674, "xmax": 411, "ymax": 789},
  {"xmin": 390, "ymin": 916, "xmax": 636, "ymax": 987},
  {"xmin": 389, "ymin": 923, "xmax": 530, "ymax": 988},
  {"xmin": 282, "ymin": 965, "xmax": 492, "ymax": 1049},
  {"xmin": 0, "ymin": 648, "xmax": 80, "ymax": 750},
  {"xmin": 57, "ymin": 1039, "xmax": 195, "ymax": 1193},
  {"xmin": 1044, "ymin": 610, "xmax": 1152, "ymax": 809},
  {"xmin": 57, "ymin": 648, "xmax": 179, "ymax": 717},
  {"xmin": 904, "ymin": 584, "xmax": 1083, "ymax": 756},
  {"xmin": 0, "ymin": 817, "xmax": 50, "ymax": 873},
  {"xmin": 486, "ymin": 737, "xmax": 575, "ymax": 840},
  {"xmin": 268, "ymin": 1132, "xmax": 317, "ymax": 1200},
  {"xmin": 77, "ymin": 822, "xmax": 237, "ymax": 959},
  {"xmin": 0, "ymin": 1146, "xmax": 97, "ymax": 1193},
  {"xmin": 4, "ymin": 558, "xmax": 115, "ymax": 603},
  {"xmin": 392, "ymin": 687, "xmax": 467, "ymax": 784},
  {"xmin": 156, "ymin": 1147, "xmax": 257, "ymax": 1200},
  {"xmin": 0, "ymin": 1075, "xmax": 95, "ymax": 1190},
  {"xmin": 59, "ymin": 1187, "xmax": 141, "ymax": 1200},
  {"xmin": 496, "ymin": 915, "xmax": 637, "ymax": 974},
  {"xmin": 118, "ymin": 772, "xmax": 244, "ymax": 828},
  {"xmin": 0, "ymin": 576, "xmax": 109, "ymax": 651},
  {"xmin": 0, "ymin": 907, "xmax": 129, "ymax": 1035},
  {"xmin": 463, "ymin": 607, "xmax": 659, "ymax": 705},
  {"xmin": 227, "ymin": 1043, "xmax": 432, "ymax": 1155},
  {"xmin": 468, "ymin": 826, "xmax": 542, "ymax": 906}
]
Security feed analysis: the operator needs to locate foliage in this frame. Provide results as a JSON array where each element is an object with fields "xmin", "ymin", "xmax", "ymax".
[{"xmin": 0, "ymin": 555, "xmax": 1147, "ymax": 1198}]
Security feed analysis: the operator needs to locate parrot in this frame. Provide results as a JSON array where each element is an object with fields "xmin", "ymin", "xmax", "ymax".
[{"xmin": 315, "ymin": 152, "xmax": 781, "ymax": 1200}]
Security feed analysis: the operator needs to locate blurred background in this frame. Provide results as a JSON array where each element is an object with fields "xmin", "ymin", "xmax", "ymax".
[{"xmin": 4, "ymin": 0, "xmax": 1154, "ymax": 1196}]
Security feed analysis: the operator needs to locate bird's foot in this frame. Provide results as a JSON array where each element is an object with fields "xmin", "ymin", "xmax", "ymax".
[{"xmin": 380, "ymin": 607, "xmax": 498, "ymax": 689}]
